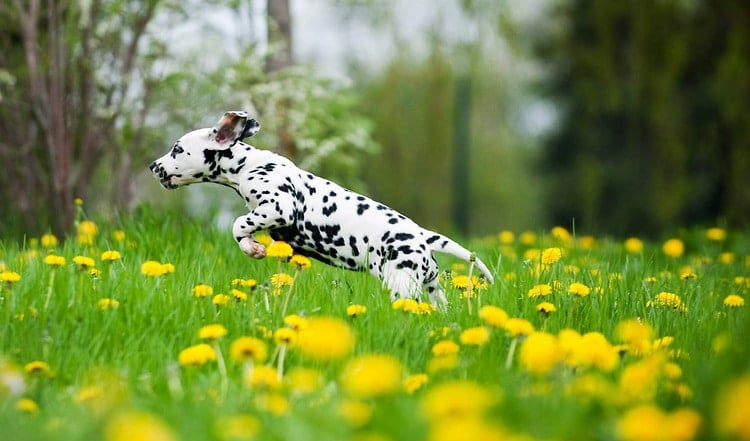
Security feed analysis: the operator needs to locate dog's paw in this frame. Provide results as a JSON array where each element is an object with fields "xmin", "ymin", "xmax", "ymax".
[{"xmin": 239, "ymin": 237, "xmax": 266, "ymax": 259}]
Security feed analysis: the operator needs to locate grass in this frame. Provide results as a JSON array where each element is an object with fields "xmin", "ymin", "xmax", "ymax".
[{"xmin": 0, "ymin": 205, "xmax": 748, "ymax": 441}]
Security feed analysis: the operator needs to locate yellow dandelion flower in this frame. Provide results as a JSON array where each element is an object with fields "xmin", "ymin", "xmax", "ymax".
[
  {"xmin": 285, "ymin": 368, "xmax": 323, "ymax": 395},
  {"xmin": 616, "ymin": 319, "xmax": 654, "ymax": 355},
  {"xmin": 523, "ymin": 248, "xmax": 541, "ymax": 261},
  {"xmin": 254, "ymin": 392, "xmax": 288, "ymax": 416},
  {"xmin": 431, "ymin": 340, "xmax": 460, "ymax": 357},
  {"xmin": 519, "ymin": 231, "xmax": 536, "ymax": 245},
  {"xmin": 498, "ymin": 230, "xmax": 515, "ymax": 244},
  {"xmin": 266, "ymin": 241, "xmax": 294, "ymax": 258},
  {"xmin": 290, "ymin": 254, "xmax": 311, "ymax": 269},
  {"xmin": 719, "ymin": 252, "xmax": 735, "ymax": 264},
  {"xmin": 338, "ymin": 399, "xmax": 373, "ymax": 428},
  {"xmin": 715, "ymin": 374, "xmax": 750, "ymax": 440},
  {"xmin": 340, "ymin": 354, "xmax": 403, "ymax": 398},
  {"xmin": 16, "ymin": 398, "xmax": 39, "ymax": 413},
  {"xmin": 519, "ymin": 332, "xmax": 561, "ymax": 376},
  {"xmin": 296, "ymin": 317, "xmax": 354, "ymax": 361},
  {"xmin": 648, "ymin": 292, "xmax": 683, "ymax": 310},
  {"xmin": 724, "ymin": 294, "xmax": 745, "ymax": 308},
  {"xmin": 451, "ymin": 275, "xmax": 487, "ymax": 290},
  {"xmin": 77, "ymin": 220, "xmax": 98, "ymax": 245},
  {"xmin": 270, "ymin": 272, "xmax": 294, "ymax": 288},
  {"xmin": 192, "ymin": 284, "xmax": 214, "ymax": 297},
  {"xmin": 427, "ymin": 354, "xmax": 459, "ymax": 373},
  {"xmin": 283, "ymin": 314, "xmax": 309, "ymax": 330},
  {"xmin": 527, "ymin": 283, "xmax": 552, "ymax": 298},
  {"xmin": 541, "ymin": 247, "xmax": 563, "ymax": 265},
  {"xmin": 0, "ymin": 270, "xmax": 21, "ymax": 283},
  {"xmin": 254, "ymin": 233, "xmax": 273, "ymax": 247},
  {"xmin": 98, "ymin": 298, "xmax": 120, "ymax": 310},
  {"xmin": 40, "ymin": 234, "xmax": 58, "ymax": 248},
  {"xmin": 403, "ymin": 373, "xmax": 429, "ymax": 394},
  {"xmin": 112, "ymin": 230, "xmax": 126, "ymax": 242},
  {"xmin": 214, "ymin": 415, "xmax": 260, "ymax": 441},
  {"xmin": 198, "ymin": 324, "xmax": 228, "ymax": 340},
  {"xmin": 479, "ymin": 305, "xmax": 508, "ymax": 328},
  {"xmin": 536, "ymin": 302, "xmax": 556, "ymax": 314},
  {"xmin": 24, "ymin": 361, "xmax": 50, "ymax": 375},
  {"xmin": 230, "ymin": 289, "xmax": 247, "ymax": 301},
  {"xmin": 568, "ymin": 282, "xmax": 591, "ymax": 297},
  {"xmin": 274, "ymin": 328, "xmax": 297, "ymax": 346},
  {"xmin": 141, "ymin": 260, "xmax": 167, "ymax": 277},
  {"xmin": 459, "ymin": 327, "xmax": 490, "ymax": 346},
  {"xmin": 100, "ymin": 250, "xmax": 122, "ymax": 261},
  {"xmin": 231, "ymin": 278, "xmax": 257, "ymax": 289},
  {"xmin": 104, "ymin": 410, "xmax": 177, "ymax": 441},
  {"xmin": 73, "ymin": 256, "xmax": 96, "ymax": 268},
  {"xmin": 160, "ymin": 263, "xmax": 175, "ymax": 274},
  {"xmin": 212, "ymin": 294, "xmax": 230, "ymax": 306},
  {"xmin": 662, "ymin": 238, "xmax": 685, "ymax": 258},
  {"xmin": 421, "ymin": 380, "xmax": 497, "ymax": 421},
  {"xmin": 44, "ymin": 254, "xmax": 66, "ymax": 267},
  {"xmin": 624, "ymin": 237, "xmax": 644, "ymax": 253},
  {"xmin": 706, "ymin": 227, "xmax": 726, "ymax": 241},
  {"xmin": 347, "ymin": 304, "xmax": 367, "ymax": 317},
  {"xmin": 551, "ymin": 226, "xmax": 572, "ymax": 243},
  {"xmin": 230, "ymin": 337, "xmax": 268, "ymax": 364},
  {"xmin": 178, "ymin": 344, "xmax": 216, "ymax": 367},
  {"xmin": 504, "ymin": 318, "xmax": 534, "ymax": 337},
  {"xmin": 245, "ymin": 365, "xmax": 281, "ymax": 390}
]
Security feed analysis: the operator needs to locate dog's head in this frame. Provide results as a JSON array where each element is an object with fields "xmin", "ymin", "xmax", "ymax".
[{"xmin": 149, "ymin": 111, "xmax": 260, "ymax": 189}]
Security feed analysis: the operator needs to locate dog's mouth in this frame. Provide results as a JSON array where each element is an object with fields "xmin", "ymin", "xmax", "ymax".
[{"xmin": 149, "ymin": 162, "xmax": 179, "ymax": 189}]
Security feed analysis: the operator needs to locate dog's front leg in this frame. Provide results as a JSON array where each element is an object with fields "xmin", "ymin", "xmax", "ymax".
[{"xmin": 232, "ymin": 203, "xmax": 293, "ymax": 258}]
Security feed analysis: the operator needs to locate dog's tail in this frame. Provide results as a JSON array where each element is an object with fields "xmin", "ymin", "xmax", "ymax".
[{"xmin": 426, "ymin": 231, "xmax": 494, "ymax": 284}]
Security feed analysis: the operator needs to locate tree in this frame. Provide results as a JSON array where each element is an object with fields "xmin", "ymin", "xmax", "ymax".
[
  {"xmin": 0, "ymin": 0, "xmax": 170, "ymax": 236},
  {"xmin": 534, "ymin": 0, "xmax": 750, "ymax": 235}
]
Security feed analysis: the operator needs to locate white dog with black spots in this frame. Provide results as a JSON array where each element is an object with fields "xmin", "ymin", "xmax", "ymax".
[{"xmin": 150, "ymin": 111, "xmax": 494, "ymax": 307}]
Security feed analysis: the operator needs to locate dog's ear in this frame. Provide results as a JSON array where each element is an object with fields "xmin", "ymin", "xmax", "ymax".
[{"xmin": 209, "ymin": 111, "xmax": 256, "ymax": 147}]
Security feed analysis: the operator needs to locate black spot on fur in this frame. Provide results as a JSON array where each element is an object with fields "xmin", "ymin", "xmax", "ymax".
[{"xmin": 357, "ymin": 203, "xmax": 370, "ymax": 215}]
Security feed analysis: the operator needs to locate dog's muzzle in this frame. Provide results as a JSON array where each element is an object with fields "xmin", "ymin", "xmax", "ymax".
[{"xmin": 149, "ymin": 161, "xmax": 177, "ymax": 189}]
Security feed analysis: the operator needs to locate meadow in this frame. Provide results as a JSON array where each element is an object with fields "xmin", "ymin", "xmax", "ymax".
[{"xmin": 0, "ymin": 203, "xmax": 748, "ymax": 441}]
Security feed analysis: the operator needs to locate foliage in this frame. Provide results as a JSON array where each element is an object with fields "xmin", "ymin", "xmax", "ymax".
[
  {"xmin": 532, "ymin": 0, "xmax": 750, "ymax": 235},
  {"xmin": 0, "ymin": 203, "xmax": 748, "ymax": 440}
]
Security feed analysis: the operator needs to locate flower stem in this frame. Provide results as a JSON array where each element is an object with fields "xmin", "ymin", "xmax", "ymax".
[
  {"xmin": 279, "ymin": 269, "xmax": 299, "ymax": 319},
  {"xmin": 44, "ymin": 270, "xmax": 56, "ymax": 310},
  {"xmin": 466, "ymin": 254, "xmax": 476, "ymax": 315},
  {"xmin": 505, "ymin": 337, "xmax": 519, "ymax": 369},
  {"xmin": 213, "ymin": 341, "xmax": 228, "ymax": 400}
]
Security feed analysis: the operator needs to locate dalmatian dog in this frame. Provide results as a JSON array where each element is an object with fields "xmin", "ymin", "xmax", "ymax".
[{"xmin": 149, "ymin": 111, "xmax": 493, "ymax": 307}]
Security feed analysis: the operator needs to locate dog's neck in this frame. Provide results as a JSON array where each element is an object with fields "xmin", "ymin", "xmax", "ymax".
[{"xmin": 208, "ymin": 142, "xmax": 277, "ymax": 189}]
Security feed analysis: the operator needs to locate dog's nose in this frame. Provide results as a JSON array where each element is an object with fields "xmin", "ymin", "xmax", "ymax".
[{"xmin": 149, "ymin": 161, "xmax": 158, "ymax": 172}]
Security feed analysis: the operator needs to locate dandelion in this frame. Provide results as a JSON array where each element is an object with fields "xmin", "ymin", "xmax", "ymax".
[
  {"xmin": 478, "ymin": 305, "xmax": 508, "ymax": 328},
  {"xmin": 719, "ymin": 252, "xmax": 736, "ymax": 264},
  {"xmin": 715, "ymin": 374, "xmax": 750, "ymax": 440},
  {"xmin": 214, "ymin": 415, "xmax": 260, "ymax": 441},
  {"xmin": 274, "ymin": 328, "xmax": 297, "ymax": 346},
  {"xmin": 24, "ymin": 361, "xmax": 50, "ymax": 375},
  {"xmin": 296, "ymin": 317, "xmax": 355, "ymax": 361},
  {"xmin": 141, "ymin": 261, "xmax": 169, "ymax": 277},
  {"xmin": 528, "ymin": 283, "xmax": 552, "ymax": 298},
  {"xmin": 290, "ymin": 254, "xmax": 311, "ymax": 269},
  {"xmin": 231, "ymin": 278, "xmax": 257, "ymax": 289},
  {"xmin": 271, "ymin": 273, "xmax": 294, "ymax": 289},
  {"xmin": 266, "ymin": 241, "xmax": 294, "ymax": 259},
  {"xmin": 104, "ymin": 410, "xmax": 177, "ymax": 441},
  {"xmin": 340, "ymin": 354, "xmax": 403, "ymax": 398},
  {"xmin": 245, "ymin": 365, "xmax": 281, "ymax": 390},
  {"xmin": 459, "ymin": 327, "xmax": 490, "ymax": 346},
  {"xmin": 537, "ymin": 302, "xmax": 556, "ymax": 315},
  {"xmin": 112, "ymin": 230, "xmax": 126, "ymax": 242},
  {"xmin": 498, "ymin": 230, "xmax": 515, "ymax": 244},
  {"xmin": 403, "ymin": 373, "xmax": 429, "ymax": 394},
  {"xmin": 724, "ymin": 294, "xmax": 744, "ymax": 308},
  {"xmin": 551, "ymin": 226, "xmax": 572, "ymax": 244},
  {"xmin": 519, "ymin": 332, "xmax": 561, "ymax": 376},
  {"xmin": 431, "ymin": 340, "xmax": 460, "ymax": 357},
  {"xmin": 338, "ymin": 399, "xmax": 373, "ymax": 428},
  {"xmin": 230, "ymin": 289, "xmax": 248, "ymax": 302},
  {"xmin": 347, "ymin": 304, "xmax": 367, "ymax": 317},
  {"xmin": 662, "ymin": 238, "xmax": 685, "ymax": 258},
  {"xmin": 0, "ymin": 270, "xmax": 21, "ymax": 283},
  {"xmin": 230, "ymin": 337, "xmax": 268, "ymax": 364},
  {"xmin": 44, "ymin": 254, "xmax": 66, "ymax": 267},
  {"xmin": 160, "ymin": 263, "xmax": 175, "ymax": 274},
  {"xmin": 178, "ymin": 344, "xmax": 216, "ymax": 367},
  {"xmin": 616, "ymin": 319, "xmax": 654, "ymax": 356},
  {"xmin": 706, "ymin": 227, "xmax": 727, "ymax": 241},
  {"xmin": 198, "ymin": 324, "xmax": 228, "ymax": 341},
  {"xmin": 568, "ymin": 282, "xmax": 591, "ymax": 297},
  {"xmin": 648, "ymin": 292, "xmax": 684, "ymax": 310},
  {"xmin": 212, "ymin": 294, "xmax": 230, "ymax": 306},
  {"xmin": 192, "ymin": 284, "xmax": 213, "ymax": 298},
  {"xmin": 285, "ymin": 368, "xmax": 323, "ymax": 395},
  {"xmin": 541, "ymin": 247, "xmax": 563, "ymax": 265},
  {"xmin": 16, "ymin": 398, "xmax": 39, "ymax": 413},
  {"xmin": 624, "ymin": 237, "xmax": 644, "ymax": 253},
  {"xmin": 100, "ymin": 250, "xmax": 122, "ymax": 262},
  {"xmin": 283, "ymin": 314, "xmax": 309, "ymax": 330},
  {"xmin": 504, "ymin": 318, "xmax": 534, "ymax": 337},
  {"xmin": 421, "ymin": 380, "xmax": 497, "ymax": 421},
  {"xmin": 77, "ymin": 220, "xmax": 98, "ymax": 245},
  {"xmin": 98, "ymin": 298, "xmax": 120, "ymax": 310}
]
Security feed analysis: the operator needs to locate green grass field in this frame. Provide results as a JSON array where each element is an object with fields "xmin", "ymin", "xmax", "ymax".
[{"xmin": 1, "ymin": 204, "xmax": 748, "ymax": 441}]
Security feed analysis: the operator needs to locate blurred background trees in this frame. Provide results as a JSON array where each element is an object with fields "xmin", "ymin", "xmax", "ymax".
[{"xmin": 0, "ymin": 0, "xmax": 747, "ymax": 240}]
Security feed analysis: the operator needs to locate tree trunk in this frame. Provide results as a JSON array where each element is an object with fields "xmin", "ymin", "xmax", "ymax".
[{"xmin": 266, "ymin": 0, "xmax": 296, "ymax": 159}]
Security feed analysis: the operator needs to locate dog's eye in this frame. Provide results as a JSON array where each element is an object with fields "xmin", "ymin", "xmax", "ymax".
[{"xmin": 170, "ymin": 145, "xmax": 185, "ymax": 158}]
